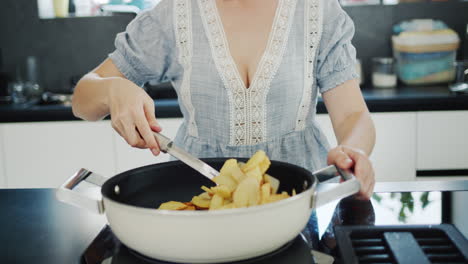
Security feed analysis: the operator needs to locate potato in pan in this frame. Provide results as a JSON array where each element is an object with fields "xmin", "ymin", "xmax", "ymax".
[{"xmin": 158, "ymin": 151, "xmax": 295, "ymax": 211}]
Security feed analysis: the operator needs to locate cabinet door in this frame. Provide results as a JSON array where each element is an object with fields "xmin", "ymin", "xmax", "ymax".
[
  {"xmin": 3, "ymin": 121, "xmax": 116, "ymax": 188},
  {"xmin": 316, "ymin": 113, "xmax": 417, "ymax": 182},
  {"xmin": 114, "ymin": 118, "xmax": 183, "ymax": 173},
  {"xmin": 0, "ymin": 125, "xmax": 5, "ymax": 188},
  {"xmin": 372, "ymin": 113, "xmax": 416, "ymax": 181},
  {"xmin": 417, "ymin": 111, "xmax": 468, "ymax": 171}
]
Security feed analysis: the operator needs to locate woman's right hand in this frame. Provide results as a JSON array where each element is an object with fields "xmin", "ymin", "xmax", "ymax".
[
  {"xmin": 72, "ymin": 58, "xmax": 162, "ymax": 155},
  {"xmin": 108, "ymin": 78, "xmax": 162, "ymax": 156}
]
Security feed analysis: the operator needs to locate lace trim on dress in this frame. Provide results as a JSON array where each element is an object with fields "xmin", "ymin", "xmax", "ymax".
[
  {"xmin": 296, "ymin": 0, "xmax": 323, "ymax": 131},
  {"xmin": 174, "ymin": 0, "xmax": 198, "ymax": 137}
]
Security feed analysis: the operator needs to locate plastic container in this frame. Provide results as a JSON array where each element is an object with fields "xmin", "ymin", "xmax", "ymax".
[{"xmin": 392, "ymin": 29, "xmax": 460, "ymax": 85}]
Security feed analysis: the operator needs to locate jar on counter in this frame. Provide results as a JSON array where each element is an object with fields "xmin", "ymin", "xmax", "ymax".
[{"xmin": 372, "ymin": 57, "xmax": 397, "ymax": 89}]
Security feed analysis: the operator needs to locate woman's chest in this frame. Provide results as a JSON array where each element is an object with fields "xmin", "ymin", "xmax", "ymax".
[
  {"xmin": 184, "ymin": 0, "xmax": 311, "ymax": 103},
  {"xmin": 215, "ymin": 0, "xmax": 279, "ymax": 88}
]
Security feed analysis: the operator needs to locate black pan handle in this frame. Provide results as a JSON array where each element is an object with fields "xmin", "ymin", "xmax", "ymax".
[{"xmin": 56, "ymin": 168, "xmax": 107, "ymax": 214}]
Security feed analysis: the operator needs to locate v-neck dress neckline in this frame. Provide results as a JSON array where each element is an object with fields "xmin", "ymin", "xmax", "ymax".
[
  {"xmin": 199, "ymin": 0, "xmax": 298, "ymax": 145},
  {"xmin": 211, "ymin": 0, "xmax": 281, "ymax": 90}
]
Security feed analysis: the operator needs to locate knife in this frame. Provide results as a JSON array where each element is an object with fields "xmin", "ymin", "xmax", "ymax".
[{"xmin": 153, "ymin": 132, "xmax": 220, "ymax": 181}]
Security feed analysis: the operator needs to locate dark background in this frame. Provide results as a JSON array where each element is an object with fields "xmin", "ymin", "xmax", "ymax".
[{"xmin": 0, "ymin": 0, "xmax": 467, "ymax": 93}]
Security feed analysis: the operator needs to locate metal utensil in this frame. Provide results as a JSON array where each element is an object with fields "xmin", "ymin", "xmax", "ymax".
[{"xmin": 153, "ymin": 132, "xmax": 219, "ymax": 180}]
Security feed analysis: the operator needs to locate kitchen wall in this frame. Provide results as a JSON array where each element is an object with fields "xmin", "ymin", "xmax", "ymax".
[{"xmin": 0, "ymin": 0, "xmax": 467, "ymax": 92}]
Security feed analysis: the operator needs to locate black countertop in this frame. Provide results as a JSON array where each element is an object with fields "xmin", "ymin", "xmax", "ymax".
[
  {"xmin": 2, "ymin": 180, "xmax": 468, "ymax": 264},
  {"xmin": 0, "ymin": 86, "xmax": 467, "ymax": 123}
]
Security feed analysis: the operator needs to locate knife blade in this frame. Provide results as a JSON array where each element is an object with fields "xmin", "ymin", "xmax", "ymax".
[{"xmin": 153, "ymin": 132, "xmax": 219, "ymax": 180}]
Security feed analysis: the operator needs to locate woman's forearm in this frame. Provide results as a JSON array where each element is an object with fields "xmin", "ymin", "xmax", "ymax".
[
  {"xmin": 72, "ymin": 73, "xmax": 111, "ymax": 121},
  {"xmin": 334, "ymin": 110, "xmax": 376, "ymax": 156},
  {"xmin": 72, "ymin": 58, "xmax": 132, "ymax": 121}
]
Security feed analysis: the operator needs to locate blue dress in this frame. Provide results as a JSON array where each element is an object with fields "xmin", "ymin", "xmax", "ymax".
[{"xmin": 109, "ymin": 0, "xmax": 358, "ymax": 173}]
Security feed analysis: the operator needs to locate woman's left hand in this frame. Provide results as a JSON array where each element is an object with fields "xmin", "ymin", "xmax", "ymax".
[{"xmin": 327, "ymin": 145, "xmax": 375, "ymax": 200}]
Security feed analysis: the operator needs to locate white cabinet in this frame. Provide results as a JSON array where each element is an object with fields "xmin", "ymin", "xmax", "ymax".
[
  {"xmin": 371, "ymin": 113, "xmax": 417, "ymax": 182},
  {"xmin": 1, "ymin": 110, "xmax": 466, "ymax": 188},
  {"xmin": 316, "ymin": 112, "xmax": 417, "ymax": 182},
  {"xmin": 2, "ymin": 121, "xmax": 116, "ymax": 188},
  {"xmin": 0, "ymin": 125, "xmax": 5, "ymax": 188},
  {"xmin": 417, "ymin": 111, "xmax": 468, "ymax": 170},
  {"xmin": 114, "ymin": 118, "xmax": 183, "ymax": 173}
]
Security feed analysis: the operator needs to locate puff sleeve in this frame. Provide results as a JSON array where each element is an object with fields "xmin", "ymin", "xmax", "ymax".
[
  {"xmin": 316, "ymin": 0, "xmax": 359, "ymax": 93},
  {"xmin": 108, "ymin": 0, "xmax": 174, "ymax": 87}
]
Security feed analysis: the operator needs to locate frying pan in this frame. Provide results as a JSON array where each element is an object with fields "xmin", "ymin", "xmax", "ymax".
[{"xmin": 56, "ymin": 159, "xmax": 359, "ymax": 263}]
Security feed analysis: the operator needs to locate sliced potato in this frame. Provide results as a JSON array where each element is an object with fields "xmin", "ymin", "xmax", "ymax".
[
  {"xmin": 213, "ymin": 159, "xmax": 239, "ymax": 191},
  {"xmin": 243, "ymin": 150, "xmax": 266, "ymax": 172},
  {"xmin": 292, "ymin": 189, "xmax": 297, "ymax": 196},
  {"xmin": 211, "ymin": 185, "xmax": 232, "ymax": 199},
  {"xmin": 231, "ymin": 166, "xmax": 246, "ymax": 183},
  {"xmin": 264, "ymin": 174, "xmax": 280, "ymax": 194},
  {"xmin": 191, "ymin": 194, "xmax": 211, "ymax": 209},
  {"xmin": 158, "ymin": 201, "xmax": 188, "ymax": 210},
  {"xmin": 157, "ymin": 151, "xmax": 292, "ymax": 211},
  {"xmin": 184, "ymin": 205, "xmax": 196, "ymax": 210},
  {"xmin": 212, "ymin": 174, "xmax": 237, "ymax": 191},
  {"xmin": 217, "ymin": 158, "xmax": 246, "ymax": 183},
  {"xmin": 220, "ymin": 202, "xmax": 236, "ymax": 210},
  {"xmin": 267, "ymin": 192, "xmax": 290, "ymax": 203},
  {"xmin": 209, "ymin": 194, "xmax": 224, "ymax": 210},
  {"xmin": 201, "ymin": 186, "xmax": 213, "ymax": 195},
  {"xmin": 261, "ymin": 183, "xmax": 271, "ymax": 204},
  {"xmin": 258, "ymin": 158, "xmax": 271, "ymax": 175},
  {"xmin": 233, "ymin": 177, "xmax": 260, "ymax": 208},
  {"xmin": 245, "ymin": 166, "xmax": 263, "ymax": 183},
  {"xmin": 198, "ymin": 192, "xmax": 211, "ymax": 200}
]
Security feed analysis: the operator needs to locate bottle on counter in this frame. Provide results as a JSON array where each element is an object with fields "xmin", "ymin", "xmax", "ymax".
[
  {"xmin": 23, "ymin": 56, "xmax": 43, "ymax": 102},
  {"xmin": 53, "ymin": 0, "xmax": 69, "ymax": 17}
]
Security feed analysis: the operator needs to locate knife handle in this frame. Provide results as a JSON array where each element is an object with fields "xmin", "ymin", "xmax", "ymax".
[{"xmin": 153, "ymin": 132, "xmax": 173, "ymax": 153}]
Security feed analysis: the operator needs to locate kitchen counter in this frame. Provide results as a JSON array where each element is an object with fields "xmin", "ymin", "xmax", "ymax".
[
  {"xmin": 2, "ymin": 181, "xmax": 468, "ymax": 263},
  {"xmin": 0, "ymin": 86, "xmax": 467, "ymax": 123}
]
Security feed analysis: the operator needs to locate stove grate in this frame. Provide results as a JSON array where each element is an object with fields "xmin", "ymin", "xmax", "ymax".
[{"xmin": 335, "ymin": 224, "xmax": 468, "ymax": 264}]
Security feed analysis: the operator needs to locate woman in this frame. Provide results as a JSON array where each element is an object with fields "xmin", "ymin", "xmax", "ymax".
[{"xmin": 72, "ymin": 0, "xmax": 376, "ymax": 199}]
